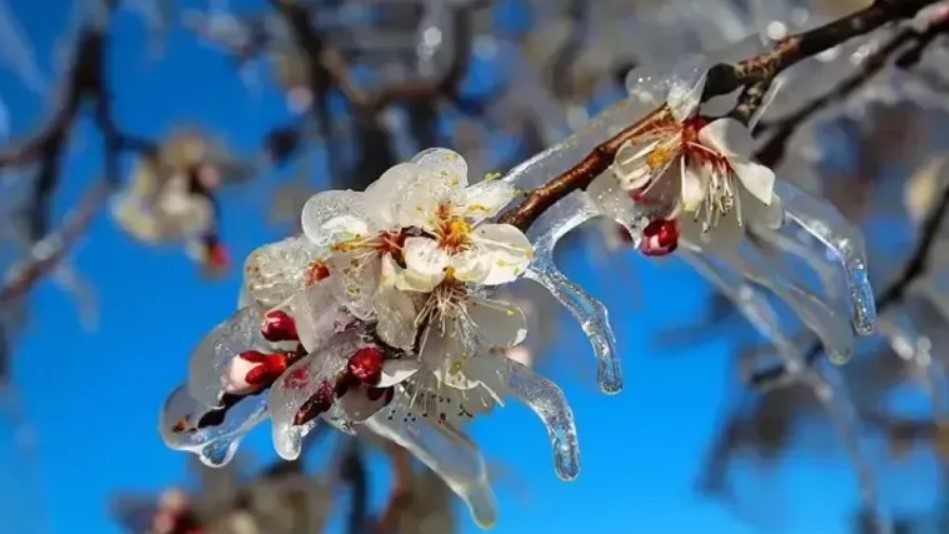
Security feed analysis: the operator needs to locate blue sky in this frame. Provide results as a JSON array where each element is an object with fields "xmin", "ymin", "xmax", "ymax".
[{"xmin": 0, "ymin": 1, "xmax": 915, "ymax": 533}]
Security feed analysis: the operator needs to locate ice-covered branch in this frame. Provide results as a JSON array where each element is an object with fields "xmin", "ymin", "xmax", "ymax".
[
  {"xmin": 754, "ymin": 8, "xmax": 949, "ymax": 166},
  {"xmin": 703, "ymin": 0, "xmax": 946, "ymax": 103}
]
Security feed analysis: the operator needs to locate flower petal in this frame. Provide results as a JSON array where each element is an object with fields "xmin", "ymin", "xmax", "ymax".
[
  {"xmin": 326, "ymin": 251, "xmax": 381, "ymax": 320},
  {"xmin": 400, "ymin": 237, "xmax": 449, "ymax": 292},
  {"xmin": 412, "ymin": 147, "xmax": 469, "ymax": 189},
  {"xmin": 679, "ymin": 158, "xmax": 706, "ymax": 213},
  {"xmin": 301, "ymin": 190, "xmax": 371, "ymax": 249},
  {"xmin": 338, "ymin": 385, "xmax": 389, "ymax": 422},
  {"xmin": 732, "ymin": 161, "xmax": 775, "ymax": 207},
  {"xmin": 471, "ymin": 224, "xmax": 533, "ymax": 285},
  {"xmin": 364, "ymin": 162, "xmax": 422, "ymax": 227},
  {"xmin": 467, "ymin": 297, "xmax": 528, "ymax": 348},
  {"xmin": 698, "ymin": 118, "xmax": 755, "ymax": 159},
  {"xmin": 612, "ymin": 139, "xmax": 661, "ymax": 190},
  {"xmin": 448, "ymin": 249, "xmax": 492, "ymax": 284},
  {"xmin": 461, "ymin": 180, "xmax": 515, "ymax": 224},
  {"xmin": 391, "ymin": 166, "xmax": 460, "ymax": 230},
  {"xmin": 419, "ymin": 318, "xmax": 468, "ymax": 371},
  {"xmin": 374, "ymin": 283, "xmax": 419, "ymax": 351},
  {"xmin": 378, "ymin": 359, "xmax": 422, "ymax": 387}
]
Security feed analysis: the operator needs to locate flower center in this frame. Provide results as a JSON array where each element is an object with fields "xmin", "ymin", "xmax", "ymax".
[{"xmin": 437, "ymin": 216, "xmax": 473, "ymax": 253}]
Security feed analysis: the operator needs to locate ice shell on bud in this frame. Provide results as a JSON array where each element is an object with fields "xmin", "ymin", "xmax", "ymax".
[
  {"xmin": 160, "ymin": 385, "xmax": 267, "ymax": 468},
  {"xmin": 268, "ymin": 331, "xmax": 364, "ymax": 460},
  {"xmin": 187, "ymin": 307, "xmax": 268, "ymax": 409},
  {"xmin": 301, "ymin": 190, "xmax": 370, "ymax": 250}
]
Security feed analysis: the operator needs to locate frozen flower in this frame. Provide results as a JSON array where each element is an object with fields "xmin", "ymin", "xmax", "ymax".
[
  {"xmin": 593, "ymin": 71, "xmax": 782, "ymax": 255},
  {"xmin": 392, "ymin": 150, "xmax": 533, "ymax": 292},
  {"xmin": 300, "ymin": 147, "xmax": 532, "ymax": 349},
  {"xmin": 240, "ymin": 235, "xmax": 327, "ymax": 312}
]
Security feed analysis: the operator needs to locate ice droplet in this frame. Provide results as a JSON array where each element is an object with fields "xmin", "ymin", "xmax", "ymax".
[{"xmin": 365, "ymin": 412, "xmax": 498, "ymax": 528}]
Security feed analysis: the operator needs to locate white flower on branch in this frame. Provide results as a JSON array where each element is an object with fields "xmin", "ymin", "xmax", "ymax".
[
  {"xmin": 300, "ymin": 147, "xmax": 532, "ymax": 349},
  {"xmin": 592, "ymin": 71, "xmax": 782, "ymax": 256}
]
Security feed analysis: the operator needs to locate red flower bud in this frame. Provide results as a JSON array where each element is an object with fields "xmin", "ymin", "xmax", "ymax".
[
  {"xmin": 639, "ymin": 219, "xmax": 679, "ymax": 256},
  {"xmin": 261, "ymin": 310, "xmax": 298, "ymax": 342}
]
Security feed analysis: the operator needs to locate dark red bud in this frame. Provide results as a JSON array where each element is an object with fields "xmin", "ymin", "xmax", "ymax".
[
  {"xmin": 293, "ymin": 380, "xmax": 337, "ymax": 426},
  {"xmin": 639, "ymin": 219, "xmax": 679, "ymax": 256},
  {"xmin": 347, "ymin": 346, "xmax": 384, "ymax": 385},
  {"xmin": 261, "ymin": 310, "xmax": 298, "ymax": 342}
]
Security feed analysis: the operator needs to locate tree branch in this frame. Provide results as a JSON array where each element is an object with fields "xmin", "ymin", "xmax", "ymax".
[{"xmin": 754, "ymin": 10, "xmax": 949, "ymax": 166}]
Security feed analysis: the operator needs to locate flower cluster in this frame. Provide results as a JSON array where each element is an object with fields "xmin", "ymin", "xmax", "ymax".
[{"xmin": 160, "ymin": 148, "xmax": 579, "ymax": 528}]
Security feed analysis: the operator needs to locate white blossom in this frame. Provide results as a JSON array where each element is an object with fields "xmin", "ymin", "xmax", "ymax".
[{"xmin": 594, "ymin": 72, "xmax": 782, "ymax": 255}]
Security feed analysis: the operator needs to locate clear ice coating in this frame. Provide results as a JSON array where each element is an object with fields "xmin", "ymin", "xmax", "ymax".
[
  {"xmin": 501, "ymin": 358, "xmax": 580, "ymax": 481},
  {"xmin": 159, "ymin": 384, "xmax": 267, "ymax": 468},
  {"xmin": 523, "ymin": 192, "xmax": 623, "ymax": 394},
  {"xmin": 364, "ymin": 412, "xmax": 498, "ymax": 529},
  {"xmin": 679, "ymin": 250, "xmax": 802, "ymax": 375},
  {"xmin": 267, "ymin": 331, "xmax": 362, "ymax": 461},
  {"xmin": 286, "ymin": 283, "xmax": 356, "ymax": 354},
  {"xmin": 300, "ymin": 189, "xmax": 370, "ymax": 250},
  {"xmin": 187, "ymin": 307, "xmax": 268, "ymax": 409},
  {"xmin": 242, "ymin": 236, "xmax": 320, "ymax": 311},
  {"xmin": 773, "ymin": 180, "xmax": 877, "ymax": 335}
]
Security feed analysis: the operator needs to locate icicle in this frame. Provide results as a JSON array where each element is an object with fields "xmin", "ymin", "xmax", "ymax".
[
  {"xmin": 679, "ymin": 250, "xmax": 802, "ymax": 375},
  {"xmin": 365, "ymin": 412, "xmax": 498, "ymax": 528},
  {"xmin": 773, "ymin": 180, "xmax": 876, "ymax": 335},
  {"xmin": 720, "ymin": 245, "xmax": 855, "ymax": 364},
  {"xmin": 268, "ymin": 332, "xmax": 362, "ymax": 461},
  {"xmin": 502, "ymin": 358, "xmax": 580, "ymax": 481},
  {"xmin": 752, "ymin": 225, "xmax": 843, "ymax": 303},
  {"xmin": 523, "ymin": 192, "xmax": 623, "ymax": 394},
  {"xmin": 159, "ymin": 385, "xmax": 267, "ymax": 468}
]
